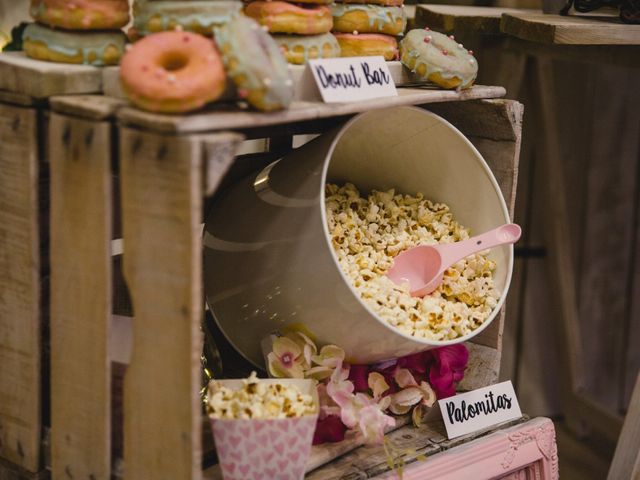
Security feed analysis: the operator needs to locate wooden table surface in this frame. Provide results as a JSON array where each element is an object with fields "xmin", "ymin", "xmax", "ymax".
[{"xmin": 417, "ymin": 6, "xmax": 640, "ymax": 45}]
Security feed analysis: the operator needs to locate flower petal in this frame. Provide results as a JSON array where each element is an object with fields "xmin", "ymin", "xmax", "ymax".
[
  {"xmin": 391, "ymin": 387, "xmax": 422, "ymax": 407},
  {"xmin": 419, "ymin": 381, "xmax": 437, "ymax": 407},
  {"xmin": 358, "ymin": 404, "xmax": 395, "ymax": 444},
  {"xmin": 313, "ymin": 415, "xmax": 347, "ymax": 444},
  {"xmin": 412, "ymin": 405, "xmax": 424, "ymax": 427},
  {"xmin": 394, "ymin": 368, "xmax": 418, "ymax": 388},
  {"xmin": 368, "ymin": 372, "xmax": 390, "ymax": 398},
  {"xmin": 349, "ymin": 365, "xmax": 370, "ymax": 392},
  {"xmin": 389, "ymin": 402, "xmax": 412, "ymax": 415},
  {"xmin": 267, "ymin": 352, "xmax": 290, "ymax": 378},
  {"xmin": 306, "ymin": 366, "xmax": 334, "ymax": 381},
  {"xmin": 272, "ymin": 336, "xmax": 302, "ymax": 358},
  {"xmin": 312, "ymin": 345, "xmax": 346, "ymax": 368}
]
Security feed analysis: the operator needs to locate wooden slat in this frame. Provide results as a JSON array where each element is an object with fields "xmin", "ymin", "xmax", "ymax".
[
  {"xmin": 608, "ymin": 374, "xmax": 640, "ymax": 480},
  {"xmin": 0, "ymin": 102, "xmax": 42, "ymax": 472},
  {"xmin": 49, "ymin": 112, "xmax": 112, "ymax": 479},
  {"xmin": 0, "ymin": 52, "xmax": 104, "ymax": 98},
  {"xmin": 627, "ymin": 193, "xmax": 640, "ymax": 409},
  {"xmin": 0, "ymin": 91, "xmax": 40, "ymax": 108},
  {"xmin": 303, "ymin": 416, "xmax": 532, "ymax": 479},
  {"xmin": 502, "ymin": 37, "xmax": 640, "ymax": 68},
  {"xmin": 415, "ymin": 5, "xmax": 537, "ymax": 35},
  {"xmin": 116, "ymin": 85, "xmax": 506, "ymax": 134},
  {"xmin": 501, "ymin": 12, "xmax": 640, "ymax": 45},
  {"xmin": 49, "ymin": 95, "xmax": 126, "ymax": 122},
  {"xmin": 119, "ymin": 127, "xmax": 204, "ymax": 480}
]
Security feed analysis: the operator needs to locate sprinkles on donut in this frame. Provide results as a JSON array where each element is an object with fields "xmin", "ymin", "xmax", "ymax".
[{"xmin": 399, "ymin": 28, "xmax": 477, "ymax": 89}]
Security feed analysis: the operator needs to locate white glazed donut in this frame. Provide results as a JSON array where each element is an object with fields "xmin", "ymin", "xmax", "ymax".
[{"xmin": 399, "ymin": 28, "xmax": 477, "ymax": 89}]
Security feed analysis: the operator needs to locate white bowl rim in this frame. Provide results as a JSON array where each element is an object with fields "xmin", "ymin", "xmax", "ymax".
[{"xmin": 319, "ymin": 106, "xmax": 515, "ymax": 351}]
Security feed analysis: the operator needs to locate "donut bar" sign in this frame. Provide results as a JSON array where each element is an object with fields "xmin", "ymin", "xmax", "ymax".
[{"xmin": 308, "ymin": 57, "xmax": 397, "ymax": 103}]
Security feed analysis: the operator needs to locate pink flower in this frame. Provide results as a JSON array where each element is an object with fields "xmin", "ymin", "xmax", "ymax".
[
  {"xmin": 427, "ymin": 345, "xmax": 469, "ymax": 399},
  {"xmin": 358, "ymin": 403, "xmax": 395, "ymax": 444},
  {"xmin": 313, "ymin": 415, "xmax": 347, "ymax": 444},
  {"xmin": 266, "ymin": 336, "xmax": 306, "ymax": 378}
]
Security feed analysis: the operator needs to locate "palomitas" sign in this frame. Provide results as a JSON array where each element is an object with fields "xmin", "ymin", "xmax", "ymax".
[{"xmin": 439, "ymin": 380, "xmax": 522, "ymax": 439}]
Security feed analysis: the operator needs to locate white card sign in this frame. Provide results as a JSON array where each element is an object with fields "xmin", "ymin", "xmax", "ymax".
[
  {"xmin": 308, "ymin": 56, "xmax": 397, "ymax": 103},
  {"xmin": 439, "ymin": 381, "xmax": 522, "ymax": 439}
]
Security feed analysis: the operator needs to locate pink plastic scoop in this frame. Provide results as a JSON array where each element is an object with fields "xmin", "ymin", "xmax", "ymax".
[{"xmin": 386, "ymin": 223, "xmax": 522, "ymax": 297}]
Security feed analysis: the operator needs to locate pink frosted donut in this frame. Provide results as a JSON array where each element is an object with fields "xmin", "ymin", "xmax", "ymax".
[
  {"xmin": 244, "ymin": 1, "xmax": 333, "ymax": 35},
  {"xmin": 120, "ymin": 31, "xmax": 227, "ymax": 113},
  {"xmin": 30, "ymin": 0, "xmax": 130, "ymax": 30}
]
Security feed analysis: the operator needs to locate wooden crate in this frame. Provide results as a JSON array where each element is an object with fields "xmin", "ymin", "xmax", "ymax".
[
  {"xmin": 1, "ymin": 74, "xmax": 523, "ymax": 478},
  {"xmin": 0, "ymin": 90, "xmax": 49, "ymax": 480}
]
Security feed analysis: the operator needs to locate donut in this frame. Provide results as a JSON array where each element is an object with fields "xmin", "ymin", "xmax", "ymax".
[
  {"xmin": 23, "ymin": 23, "xmax": 127, "ymax": 66},
  {"xmin": 399, "ymin": 29, "xmax": 477, "ymax": 89},
  {"xmin": 335, "ymin": 33, "xmax": 398, "ymax": 61},
  {"xmin": 133, "ymin": 1, "xmax": 243, "ymax": 36},
  {"xmin": 331, "ymin": 4, "xmax": 406, "ymax": 36},
  {"xmin": 244, "ymin": 2, "xmax": 333, "ymax": 35},
  {"xmin": 30, "ymin": 0, "xmax": 130, "ymax": 30},
  {"xmin": 273, "ymin": 33, "xmax": 340, "ymax": 65},
  {"xmin": 119, "ymin": 31, "xmax": 226, "ymax": 113},
  {"xmin": 337, "ymin": 0, "xmax": 403, "ymax": 7},
  {"xmin": 214, "ymin": 15, "xmax": 293, "ymax": 111}
]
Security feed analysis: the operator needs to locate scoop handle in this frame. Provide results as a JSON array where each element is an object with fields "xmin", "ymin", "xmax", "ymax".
[{"xmin": 437, "ymin": 223, "xmax": 522, "ymax": 269}]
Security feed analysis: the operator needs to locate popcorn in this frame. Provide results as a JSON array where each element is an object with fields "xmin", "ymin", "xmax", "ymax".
[
  {"xmin": 207, "ymin": 372, "xmax": 316, "ymax": 420},
  {"xmin": 325, "ymin": 183, "xmax": 500, "ymax": 340}
]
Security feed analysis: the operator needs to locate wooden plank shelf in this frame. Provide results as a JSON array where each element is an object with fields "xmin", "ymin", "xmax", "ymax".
[
  {"xmin": 0, "ymin": 52, "xmax": 104, "ymax": 98},
  {"xmin": 501, "ymin": 11, "xmax": 640, "ymax": 45},
  {"xmin": 416, "ymin": 5, "xmax": 537, "ymax": 35},
  {"xmin": 115, "ymin": 85, "xmax": 506, "ymax": 134},
  {"xmin": 203, "ymin": 416, "xmax": 560, "ymax": 479}
]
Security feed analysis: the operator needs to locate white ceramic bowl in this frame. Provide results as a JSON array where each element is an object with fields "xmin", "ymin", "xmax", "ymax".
[{"xmin": 203, "ymin": 106, "xmax": 513, "ymax": 367}]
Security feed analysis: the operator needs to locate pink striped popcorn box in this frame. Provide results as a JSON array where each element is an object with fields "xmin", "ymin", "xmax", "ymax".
[{"xmin": 209, "ymin": 379, "xmax": 319, "ymax": 480}]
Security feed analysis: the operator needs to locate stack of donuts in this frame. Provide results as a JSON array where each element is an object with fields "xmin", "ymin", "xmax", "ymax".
[
  {"xmin": 331, "ymin": 0, "xmax": 407, "ymax": 61},
  {"xmin": 243, "ymin": 0, "xmax": 340, "ymax": 65},
  {"xmin": 132, "ymin": 0, "xmax": 243, "ymax": 39},
  {"xmin": 120, "ymin": 12, "xmax": 293, "ymax": 113},
  {"xmin": 23, "ymin": 0, "xmax": 129, "ymax": 65}
]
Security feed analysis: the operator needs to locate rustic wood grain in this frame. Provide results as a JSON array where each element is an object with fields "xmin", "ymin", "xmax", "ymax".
[
  {"xmin": 501, "ymin": 37, "xmax": 640, "ymax": 69},
  {"xmin": 0, "ymin": 102, "xmax": 42, "ymax": 472},
  {"xmin": 415, "ymin": 5, "xmax": 536, "ymax": 35},
  {"xmin": 627, "ymin": 195, "xmax": 640, "ymax": 409},
  {"xmin": 0, "ymin": 91, "xmax": 39, "ymax": 108},
  {"xmin": 608, "ymin": 374, "xmax": 640, "ymax": 480},
  {"xmin": 0, "ymin": 52, "xmax": 103, "ymax": 98},
  {"xmin": 501, "ymin": 12, "xmax": 640, "ymax": 45},
  {"xmin": 49, "ymin": 112, "xmax": 112, "ymax": 480},
  {"xmin": 49, "ymin": 95, "xmax": 126, "ymax": 121},
  {"xmin": 120, "ymin": 127, "xmax": 204, "ymax": 480},
  {"xmin": 116, "ymin": 86, "xmax": 506, "ymax": 134}
]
